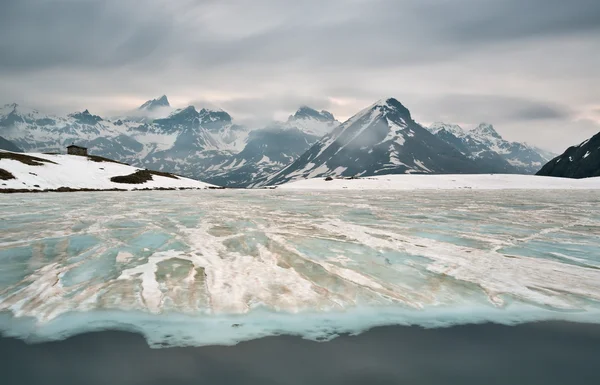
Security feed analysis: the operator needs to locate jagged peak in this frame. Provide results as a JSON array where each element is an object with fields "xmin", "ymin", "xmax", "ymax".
[
  {"xmin": 289, "ymin": 105, "xmax": 336, "ymax": 122},
  {"xmin": 198, "ymin": 107, "xmax": 232, "ymax": 123},
  {"xmin": 168, "ymin": 105, "xmax": 198, "ymax": 117},
  {"xmin": 472, "ymin": 122, "xmax": 502, "ymax": 139},
  {"xmin": 68, "ymin": 109, "xmax": 103, "ymax": 124},
  {"xmin": 370, "ymin": 98, "xmax": 411, "ymax": 118},
  {"xmin": 429, "ymin": 122, "xmax": 466, "ymax": 136},
  {"xmin": 139, "ymin": 95, "xmax": 171, "ymax": 111}
]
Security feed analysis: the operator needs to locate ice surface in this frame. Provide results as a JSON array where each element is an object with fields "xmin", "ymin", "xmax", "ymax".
[
  {"xmin": 277, "ymin": 174, "xmax": 600, "ymax": 190},
  {"xmin": 1, "ymin": 190, "xmax": 599, "ymax": 347}
]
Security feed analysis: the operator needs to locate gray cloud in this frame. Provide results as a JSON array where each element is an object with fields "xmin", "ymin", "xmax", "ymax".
[
  {"xmin": 0, "ymin": 0, "xmax": 598, "ymax": 151},
  {"xmin": 437, "ymin": 0, "xmax": 600, "ymax": 43},
  {"xmin": 511, "ymin": 104, "xmax": 572, "ymax": 121},
  {"xmin": 412, "ymin": 94, "xmax": 573, "ymax": 124}
]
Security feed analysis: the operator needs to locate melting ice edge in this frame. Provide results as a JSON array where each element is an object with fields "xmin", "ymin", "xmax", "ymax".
[{"xmin": 1, "ymin": 190, "xmax": 600, "ymax": 347}]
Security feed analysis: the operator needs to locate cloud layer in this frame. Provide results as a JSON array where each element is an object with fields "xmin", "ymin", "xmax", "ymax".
[{"xmin": 1, "ymin": 0, "xmax": 599, "ymax": 151}]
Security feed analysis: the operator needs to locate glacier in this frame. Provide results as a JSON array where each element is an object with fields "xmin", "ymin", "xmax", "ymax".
[{"xmin": 1, "ymin": 189, "xmax": 599, "ymax": 347}]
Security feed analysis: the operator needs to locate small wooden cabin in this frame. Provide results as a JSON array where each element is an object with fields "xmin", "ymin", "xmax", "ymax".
[{"xmin": 67, "ymin": 144, "xmax": 88, "ymax": 156}]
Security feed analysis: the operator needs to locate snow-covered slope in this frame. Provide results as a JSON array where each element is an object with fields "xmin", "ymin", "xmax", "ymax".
[
  {"xmin": 0, "ymin": 151, "xmax": 215, "ymax": 191},
  {"xmin": 265, "ymin": 98, "xmax": 481, "ymax": 186},
  {"xmin": 537, "ymin": 131, "xmax": 600, "ymax": 178},
  {"xmin": 427, "ymin": 122, "xmax": 552, "ymax": 174},
  {"xmin": 277, "ymin": 174, "xmax": 600, "ymax": 190}
]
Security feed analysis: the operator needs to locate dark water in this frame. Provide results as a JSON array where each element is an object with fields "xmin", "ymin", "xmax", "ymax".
[{"xmin": 2, "ymin": 321, "xmax": 600, "ymax": 385}]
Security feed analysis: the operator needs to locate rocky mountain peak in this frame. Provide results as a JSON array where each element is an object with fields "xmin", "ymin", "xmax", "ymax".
[
  {"xmin": 138, "ymin": 95, "xmax": 171, "ymax": 111},
  {"xmin": 428, "ymin": 122, "xmax": 466, "ymax": 137},
  {"xmin": 472, "ymin": 123, "xmax": 502, "ymax": 140},
  {"xmin": 290, "ymin": 106, "xmax": 336, "ymax": 122},
  {"xmin": 372, "ymin": 98, "xmax": 411, "ymax": 119},
  {"xmin": 69, "ymin": 109, "xmax": 103, "ymax": 125},
  {"xmin": 199, "ymin": 108, "xmax": 232, "ymax": 124}
]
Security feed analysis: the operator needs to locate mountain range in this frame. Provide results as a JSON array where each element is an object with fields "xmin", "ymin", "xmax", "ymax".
[
  {"xmin": 0, "ymin": 96, "xmax": 554, "ymax": 187},
  {"xmin": 426, "ymin": 122, "xmax": 550, "ymax": 174}
]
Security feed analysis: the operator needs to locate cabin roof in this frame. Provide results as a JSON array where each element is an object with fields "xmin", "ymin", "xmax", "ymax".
[{"xmin": 67, "ymin": 144, "xmax": 87, "ymax": 149}]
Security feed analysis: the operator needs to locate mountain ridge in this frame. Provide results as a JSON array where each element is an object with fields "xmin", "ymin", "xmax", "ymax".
[
  {"xmin": 1, "ymin": 98, "xmax": 553, "ymax": 187},
  {"xmin": 537, "ymin": 132, "xmax": 600, "ymax": 178}
]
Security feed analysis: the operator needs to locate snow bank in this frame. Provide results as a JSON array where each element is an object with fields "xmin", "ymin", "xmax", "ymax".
[
  {"xmin": 277, "ymin": 174, "xmax": 600, "ymax": 190},
  {"xmin": 0, "ymin": 151, "xmax": 216, "ymax": 191}
]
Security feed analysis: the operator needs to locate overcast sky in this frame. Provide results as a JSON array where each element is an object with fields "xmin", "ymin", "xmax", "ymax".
[{"xmin": 1, "ymin": 0, "xmax": 599, "ymax": 151}]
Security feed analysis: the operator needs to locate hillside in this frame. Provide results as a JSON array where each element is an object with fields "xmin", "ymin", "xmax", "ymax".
[
  {"xmin": 0, "ymin": 151, "xmax": 215, "ymax": 192},
  {"xmin": 537, "ymin": 132, "xmax": 600, "ymax": 178}
]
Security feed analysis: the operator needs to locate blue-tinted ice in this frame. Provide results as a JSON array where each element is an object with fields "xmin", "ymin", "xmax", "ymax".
[{"xmin": 1, "ymin": 190, "xmax": 599, "ymax": 347}]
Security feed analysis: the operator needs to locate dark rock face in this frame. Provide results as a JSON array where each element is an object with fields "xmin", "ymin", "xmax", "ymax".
[
  {"xmin": 265, "ymin": 98, "xmax": 482, "ymax": 186},
  {"xmin": 537, "ymin": 132, "xmax": 600, "ymax": 178}
]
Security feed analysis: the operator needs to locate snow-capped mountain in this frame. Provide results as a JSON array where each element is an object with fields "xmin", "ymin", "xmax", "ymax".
[
  {"xmin": 265, "ymin": 98, "xmax": 482, "ymax": 186},
  {"xmin": 138, "ymin": 95, "xmax": 170, "ymax": 111},
  {"xmin": 427, "ymin": 122, "xmax": 552, "ymax": 174},
  {"xmin": 427, "ymin": 122, "xmax": 518, "ymax": 173},
  {"xmin": 198, "ymin": 108, "xmax": 250, "ymax": 152},
  {"xmin": 537, "ymin": 131, "xmax": 600, "ymax": 178},
  {"xmin": 0, "ymin": 103, "xmax": 139, "ymax": 160},
  {"xmin": 1, "ymin": 97, "xmax": 557, "ymax": 188},
  {"xmin": 203, "ymin": 125, "xmax": 319, "ymax": 187},
  {"xmin": 468, "ymin": 123, "xmax": 551, "ymax": 173},
  {"xmin": 1, "ymin": 101, "xmax": 338, "ymax": 187},
  {"xmin": 194, "ymin": 106, "xmax": 338, "ymax": 187},
  {"xmin": 286, "ymin": 106, "xmax": 339, "ymax": 137}
]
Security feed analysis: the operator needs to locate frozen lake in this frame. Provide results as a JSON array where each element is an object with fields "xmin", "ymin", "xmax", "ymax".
[{"xmin": 1, "ymin": 190, "xmax": 600, "ymax": 347}]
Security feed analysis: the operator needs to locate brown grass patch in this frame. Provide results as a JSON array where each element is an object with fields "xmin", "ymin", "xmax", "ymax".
[
  {"xmin": 0, "ymin": 152, "xmax": 57, "ymax": 166},
  {"xmin": 110, "ymin": 169, "xmax": 179, "ymax": 184},
  {"xmin": 0, "ymin": 168, "xmax": 15, "ymax": 180},
  {"xmin": 148, "ymin": 169, "xmax": 179, "ymax": 179},
  {"xmin": 87, "ymin": 155, "xmax": 129, "ymax": 165}
]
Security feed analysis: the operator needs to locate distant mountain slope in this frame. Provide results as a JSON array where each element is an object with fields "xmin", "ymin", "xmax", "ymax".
[
  {"xmin": 265, "ymin": 98, "xmax": 481, "ymax": 186},
  {"xmin": 0, "ymin": 136, "xmax": 22, "ymax": 152},
  {"xmin": 536, "ymin": 132, "xmax": 600, "ymax": 178},
  {"xmin": 203, "ymin": 126, "xmax": 318, "ymax": 188},
  {"xmin": 0, "ymin": 151, "xmax": 214, "ymax": 191},
  {"xmin": 286, "ymin": 106, "xmax": 339, "ymax": 137},
  {"xmin": 427, "ymin": 122, "xmax": 551, "ymax": 174}
]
